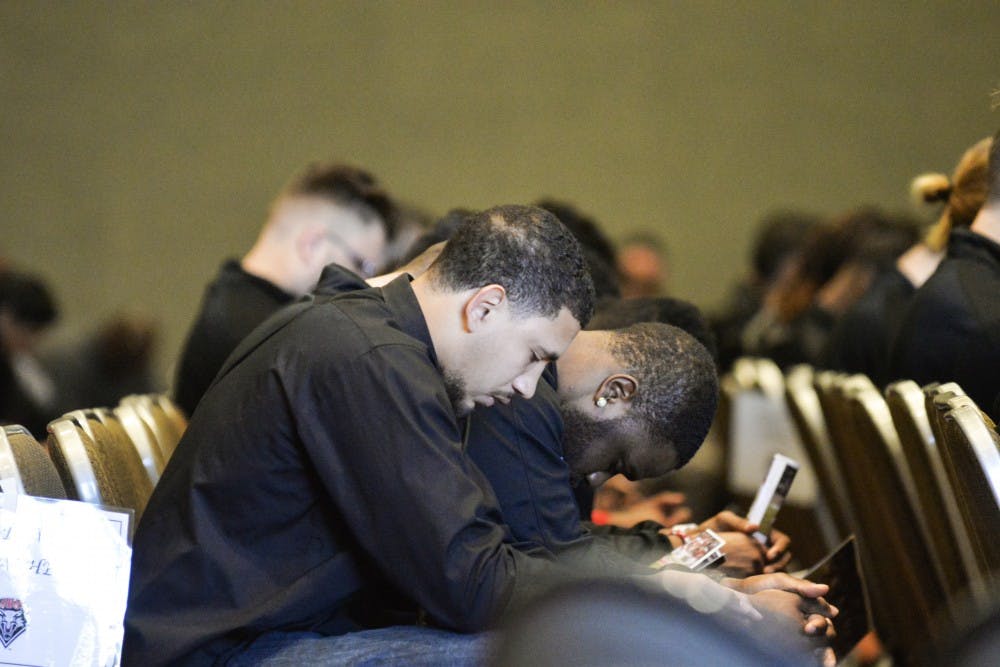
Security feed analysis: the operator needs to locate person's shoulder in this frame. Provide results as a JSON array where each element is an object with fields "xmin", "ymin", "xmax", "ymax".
[{"xmin": 301, "ymin": 291, "xmax": 429, "ymax": 358}]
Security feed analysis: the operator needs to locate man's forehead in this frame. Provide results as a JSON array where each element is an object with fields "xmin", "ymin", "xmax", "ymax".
[{"xmin": 523, "ymin": 307, "xmax": 580, "ymax": 356}]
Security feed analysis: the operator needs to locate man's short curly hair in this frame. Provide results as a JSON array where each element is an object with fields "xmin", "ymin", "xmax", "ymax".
[
  {"xmin": 429, "ymin": 205, "xmax": 596, "ymax": 326},
  {"xmin": 609, "ymin": 322, "xmax": 718, "ymax": 469}
]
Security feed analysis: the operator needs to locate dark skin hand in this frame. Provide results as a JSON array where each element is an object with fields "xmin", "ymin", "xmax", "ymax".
[
  {"xmin": 725, "ymin": 572, "xmax": 837, "ymax": 667},
  {"xmin": 662, "ymin": 510, "xmax": 793, "ymax": 576}
]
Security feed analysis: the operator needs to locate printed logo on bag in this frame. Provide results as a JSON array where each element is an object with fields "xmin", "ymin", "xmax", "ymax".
[{"xmin": 0, "ymin": 598, "xmax": 26, "ymax": 648}]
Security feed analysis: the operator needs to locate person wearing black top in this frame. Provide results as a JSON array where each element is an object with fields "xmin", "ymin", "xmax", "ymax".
[
  {"xmin": 172, "ymin": 162, "xmax": 395, "ymax": 417},
  {"xmin": 0, "ymin": 271, "xmax": 59, "ymax": 438},
  {"xmin": 825, "ymin": 135, "xmax": 993, "ymax": 387},
  {"xmin": 889, "ymin": 226, "xmax": 1000, "ymax": 419},
  {"xmin": 823, "ymin": 267, "xmax": 915, "ymax": 387},
  {"xmin": 313, "ymin": 265, "xmax": 789, "ymax": 578},
  {"xmin": 889, "ymin": 129, "xmax": 1000, "ymax": 420},
  {"xmin": 123, "ymin": 205, "xmax": 596, "ymax": 665}
]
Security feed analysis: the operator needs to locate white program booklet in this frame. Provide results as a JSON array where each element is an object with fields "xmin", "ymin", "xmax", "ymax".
[
  {"xmin": 746, "ymin": 453, "xmax": 799, "ymax": 544},
  {"xmin": 0, "ymin": 493, "xmax": 132, "ymax": 666}
]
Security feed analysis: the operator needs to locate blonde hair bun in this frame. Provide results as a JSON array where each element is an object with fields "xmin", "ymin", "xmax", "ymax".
[{"xmin": 910, "ymin": 172, "xmax": 952, "ymax": 205}]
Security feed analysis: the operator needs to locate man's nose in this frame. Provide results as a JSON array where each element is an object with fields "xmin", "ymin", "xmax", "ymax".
[{"xmin": 511, "ymin": 364, "xmax": 546, "ymax": 399}]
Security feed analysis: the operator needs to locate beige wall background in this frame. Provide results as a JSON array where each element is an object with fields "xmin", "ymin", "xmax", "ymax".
[{"xmin": 2, "ymin": 2, "xmax": 998, "ymax": 386}]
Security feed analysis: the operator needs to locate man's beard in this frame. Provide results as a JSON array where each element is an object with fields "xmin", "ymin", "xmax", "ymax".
[
  {"xmin": 561, "ymin": 404, "xmax": 620, "ymax": 480},
  {"xmin": 443, "ymin": 370, "xmax": 470, "ymax": 416}
]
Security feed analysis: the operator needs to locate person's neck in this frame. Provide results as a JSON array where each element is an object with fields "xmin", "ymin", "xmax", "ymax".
[
  {"xmin": 896, "ymin": 242, "xmax": 944, "ymax": 288},
  {"xmin": 970, "ymin": 204, "xmax": 1000, "ymax": 245},
  {"xmin": 240, "ymin": 245, "xmax": 303, "ymax": 296},
  {"xmin": 409, "ymin": 274, "xmax": 465, "ymax": 369}
]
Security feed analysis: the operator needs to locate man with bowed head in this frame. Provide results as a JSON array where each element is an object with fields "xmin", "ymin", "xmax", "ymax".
[
  {"xmin": 125, "ymin": 204, "xmax": 596, "ymax": 665},
  {"xmin": 173, "ymin": 162, "xmax": 396, "ymax": 417},
  {"xmin": 126, "ymin": 205, "xmax": 836, "ymax": 665}
]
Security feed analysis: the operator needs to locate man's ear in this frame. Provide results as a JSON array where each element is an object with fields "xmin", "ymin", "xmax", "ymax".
[
  {"xmin": 595, "ymin": 373, "xmax": 639, "ymax": 404},
  {"xmin": 463, "ymin": 284, "xmax": 507, "ymax": 333},
  {"xmin": 296, "ymin": 224, "xmax": 327, "ymax": 265}
]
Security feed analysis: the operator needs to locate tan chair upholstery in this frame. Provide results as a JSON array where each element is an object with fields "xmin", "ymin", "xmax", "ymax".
[
  {"xmin": 785, "ymin": 364, "xmax": 853, "ymax": 540},
  {"xmin": 815, "ymin": 373, "xmax": 949, "ymax": 663},
  {"xmin": 46, "ymin": 413, "xmax": 151, "ymax": 522},
  {"xmin": 47, "ymin": 417, "xmax": 101, "ymax": 503},
  {"xmin": 152, "ymin": 394, "xmax": 188, "ymax": 444},
  {"xmin": 120, "ymin": 394, "xmax": 184, "ymax": 462},
  {"xmin": 86, "ymin": 413, "xmax": 154, "ymax": 511},
  {"xmin": 886, "ymin": 380, "xmax": 979, "ymax": 597},
  {"xmin": 0, "ymin": 425, "xmax": 66, "ymax": 499},
  {"xmin": 113, "ymin": 403, "xmax": 164, "ymax": 483},
  {"xmin": 936, "ymin": 396, "xmax": 1000, "ymax": 585}
]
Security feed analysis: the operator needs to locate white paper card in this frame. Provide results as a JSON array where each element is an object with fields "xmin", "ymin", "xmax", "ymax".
[{"xmin": 0, "ymin": 495, "xmax": 132, "ymax": 666}]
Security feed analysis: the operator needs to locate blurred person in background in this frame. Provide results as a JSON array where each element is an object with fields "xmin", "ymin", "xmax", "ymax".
[
  {"xmin": 711, "ymin": 210, "xmax": 820, "ymax": 372},
  {"xmin": 889, "ymin": 128, "xmax": 1000, "ymax": 420},
  {"xmin": 616, "ymin": 232, "xmax": 670, "ymax": 298},
  {"xmin": 741, "ymin": 207, "xmax": 919, "ymax": 369},
  {"xmin": 824, "ymin": 136, "xmax": 992, "ymax": 386},
  {"xmin": 173, "ymin": 161, "xmax": 397, "ymax": 417},
  {"xmin": 44, "ymin": 311, "xmax": 162, "ymax": 412},
  {"xmin": 0, "ymin": 271, "xmax": 59, "ymax": 438}
]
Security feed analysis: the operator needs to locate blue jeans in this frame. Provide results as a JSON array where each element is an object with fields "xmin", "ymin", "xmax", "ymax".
[{"xmin": 224, "ymin": 626, "xmax": 495, "ymax": 666}]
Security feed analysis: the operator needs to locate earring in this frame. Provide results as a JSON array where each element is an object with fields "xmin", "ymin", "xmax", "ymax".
[{"xmin": 596, "ymin": 397, "xmax": 608, "ymax": 408}]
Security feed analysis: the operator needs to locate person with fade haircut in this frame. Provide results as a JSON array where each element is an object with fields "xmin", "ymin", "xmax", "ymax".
[
  {"xmin": 172, "ymin": 161, "xmax": 396, "ymax": 417},
  {"xmin": 124, "ymin": 205, "xmax": 595, "ymax": 665}
]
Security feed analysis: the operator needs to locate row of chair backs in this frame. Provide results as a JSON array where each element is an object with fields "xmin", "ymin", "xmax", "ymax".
[
  {"xmin": 928, "ymin": 388, "xmax": 1000, "ymax": 584},
  {"xmin": 1, "ymin": 394, "xmax": 187, "ymax": 526},
  {"xmin": 0, "ymin": 424, "xmax": 67, "ymax": 499},
  {"xmin": 815, "ymin": 373, "xmax": 948, "ymax": 662},
  {"xmin": 784, "ymin": 365, "xmax": 854, "ymax": 539},
  {"xmin": 885, "ymin": 381, "xmax": 980, "ymax": 597},
  {"xmin": 777, "ymin": 363, "xmax": 1000, "ymax": 663},
  {"xmin": 120, "ymin": 393, "xmax": 185, "ymax": 462}
]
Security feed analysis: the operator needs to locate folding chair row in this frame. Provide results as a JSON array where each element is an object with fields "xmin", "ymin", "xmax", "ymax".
[
  {"xmin": 119, "ymin": 393, "xmax": 187, "ymax": 463},
  {"xmin": 927, "ymin": 386, "xmax": 1000, "ymax": 587},
  {"xmin": 0, "ymin": 394, "xmax": 187, "ymax": 525},
  {"xmin": 0, "ymin": 424, "xmax": 67, "ymax": 499},
  {"xmin": 776, "ymin": 363, "xmax": 1000, "ymax": 664},
  {"xmin": 47, "ymin": 410, "xmax": 154, "ymax": 523}
]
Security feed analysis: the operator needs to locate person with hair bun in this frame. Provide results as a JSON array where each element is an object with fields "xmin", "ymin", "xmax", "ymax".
[
  {"xmin": 823, "ymin": 136, "xmax": 992, "ymax": 386},
  {"xmin": 889, "ymin": 130, "xmax": 1000, "ymax": 419},
  {"xmin": 912, "ymin": 136, "xmax": 993, "ymax": 255}
]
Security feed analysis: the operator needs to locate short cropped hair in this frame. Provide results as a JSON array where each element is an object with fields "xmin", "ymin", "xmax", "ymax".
[
  {"xmin": 535, "ymin": 199, "xmax": 621, "ymax": 298},
  {"xmin": 588, "ymin": 296, "xmax": 718, "ymax": 362},
  {"xmin": 429, "ymin": 205, "xmax": 596, "ymax": 326},
  {"xmin": 283, "ymin": 162, "xmax": 397, "ymax": 238},
  {"xmin": 610, "ymin": 322, "xmax": 718, "ymax": 469}
]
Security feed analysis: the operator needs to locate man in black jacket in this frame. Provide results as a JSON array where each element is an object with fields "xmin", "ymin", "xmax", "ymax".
[
  {"xmin": 124, "ymin": 205, "xmax": 597, "ymax": 665},
  {"xmin": 172, "ymin": 162, "xmax": 396, "ymax": 417}
]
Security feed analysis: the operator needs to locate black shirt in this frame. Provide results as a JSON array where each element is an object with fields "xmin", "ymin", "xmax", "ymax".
[
  {"xmin": 467, "ymin": 370, "xmax": 673, "ymax": 564},
  {"xmin": 124, "ymin": 277, "xmax": 571, "ymax": 666},
  {"xmin": 173, "ymin": 260, "xmax": 296, "ymax": 417},
  {"xmin": 313, "ymin": 266, "xmax": 672, "ymax": 563},
  {"xmin": 889, "ymin": 228, "xmax": 1000, "ymax": 420},
  {"xmin": 823, "ymin": 268, "xmax": 914, "ymax": 388}
]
